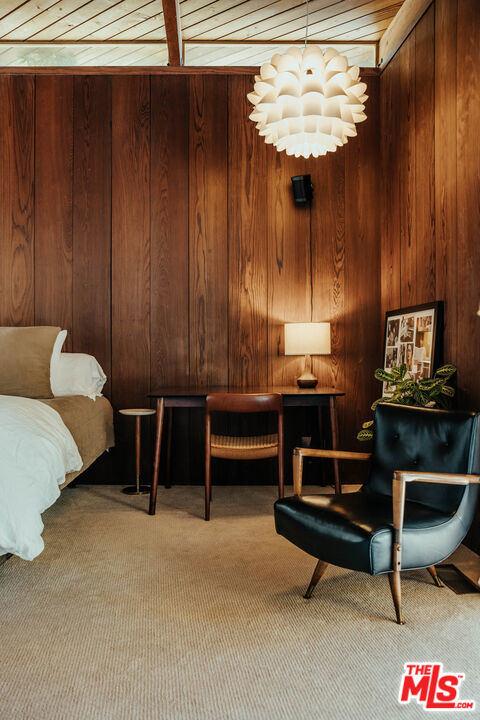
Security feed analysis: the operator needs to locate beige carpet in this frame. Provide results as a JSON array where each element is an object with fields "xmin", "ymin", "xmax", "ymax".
[{"xmin": 0, "ymin": 485, "xmax": 479, "ymax": 720}]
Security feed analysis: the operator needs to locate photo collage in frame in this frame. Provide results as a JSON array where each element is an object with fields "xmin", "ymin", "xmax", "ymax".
[{"xmin": 383, "ymin": 302, "xmax": 443, "ymax": 396}]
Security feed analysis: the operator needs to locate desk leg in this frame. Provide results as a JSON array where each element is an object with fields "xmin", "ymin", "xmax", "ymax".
[
  {"xmin": 329, "ymin": 396, "xmax": 341, "ymax": 494},
  {"xmin": 316, "ymin": 407, "xmax": 327, "ymax": 486},
  {"xmin": 149, "ymin": 397, "xmax": 165, "ymax": 515},
  {"xmin": 165, "ymin": 407, "xmax": 173, "ymax": 488}
]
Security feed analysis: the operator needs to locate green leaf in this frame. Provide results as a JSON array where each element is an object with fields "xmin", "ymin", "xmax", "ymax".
[
  {"xmin": 374, "ymin": 368, "xmax": 395, "ymax": 382},
  {"xmin": 436, "ymin": 394, "xmax": 450, "ymax": 409},
  {"xmin": 357, "ymin": 428, "xmax": 374, "ymax": 442},
  {"xmin": 435, "ymin": 364, "xmax": 457, "ymax": 378},
  {"xmin": 440, "ymin": 384, "xmax": 455, "ymax": 398}
]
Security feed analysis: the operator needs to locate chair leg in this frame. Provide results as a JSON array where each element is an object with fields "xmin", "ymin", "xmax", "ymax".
[
  {"xmin": 427, "ymin": 565, "xmax": 444, "ymax": 588},
  {"xmin": 278, "ymin": 451, "xmax": 284, "ymax": 499},
  {"xmin": 304, "ymin": 560, "xmax": 329, "ymax": 599},
  {"xmin": 205, "ymin": 451, "xmax": 211, "ymax": 521},
  {"xmin": 388, "ymin": 571, "xmax": 405, "ymax": 625}
]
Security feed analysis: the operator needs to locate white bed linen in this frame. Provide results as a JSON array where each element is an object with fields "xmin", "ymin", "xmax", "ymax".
[{"xmin": 0, "ymin": 395, "xmax": 82, "ymax": 561}]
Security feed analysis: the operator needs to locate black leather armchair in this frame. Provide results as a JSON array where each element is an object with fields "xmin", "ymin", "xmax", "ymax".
[{"xmin": 274, "ymin": 404, "xmax": 480, "ymax": 624}]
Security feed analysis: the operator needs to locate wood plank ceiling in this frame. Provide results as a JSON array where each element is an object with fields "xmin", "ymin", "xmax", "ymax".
[{"xmin": 0, "ymin": 0, "xmax": 404, "ymax": 67}]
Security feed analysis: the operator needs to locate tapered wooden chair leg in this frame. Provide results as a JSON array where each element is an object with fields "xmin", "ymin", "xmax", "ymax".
[
  {"xmin": 427, "ymin": 565, "xmax": 444, "ymax": 587},
  {"xmin": 388, "ymin": 571, "xmax": 405, "ymax": 625},
  {"xmin": 304, "ymin": 560, "xmax": 329, "ymax": 599}
]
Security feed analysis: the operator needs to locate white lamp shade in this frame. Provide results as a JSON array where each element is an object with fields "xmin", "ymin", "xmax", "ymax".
[
  {"xmin": 284, "ymin": 322, "xmax": 331, "ymax": 356},
  {"xmin": 247, "ymin": 46, "xmax": 367, "ymax": 159}
]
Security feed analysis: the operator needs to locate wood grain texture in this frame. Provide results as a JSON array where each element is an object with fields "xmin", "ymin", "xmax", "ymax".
[
  {"xmin": 267, "ymin": 151, "xmax": 312, "ymax": 387},
  {"xmin": 344, "ymin": 74, "xmax": 381, "ymax": 448},
  {"xmin": 381, "ymin": 50, "xmax": 401, "ymax": 316},
  {"xmin": 150, "ymin": 74, "xmax": 189, "ymax": 388},
  {"xmin": 456, "ymin": 0, "xmax": 480, "ymax": 409},
  {"xmin": 398, "ymin": 31, "xmax": 416, "ymax": 307},
  {"xmin": 0, "ymin": 75, "xmax": 34, "ymax": 326},
  {"xmin": 414, "ymin": 3, "xmax": 435, "ymax": 304},
  {"xmin": 434, "ymin": 0, "xmax": 457, "ymax": 366},
  {"xmin": 111, "ymin": 75, "xmax": 151, "ymax": 408},
  {"xmin": 73, "ymin": 75, "xmax": 112, "ymax": 396},
  {"xmin": 34, "ymin": 75, "xmax": 73, "ymax": 347},
  {"xmin": 311, "ymin": 150, "xmax": 345, "ymax": 393},
  {"xmin": 189, "ymin": 74, "xmax": 228, "ymax": 387},
  {"xmin": 227, "ymin": 75, "xmax": 268, "ymax": 389},
  {"xmin": 162, "ymin": 0, "xmax": 182, "ymax": 65},
  {"xmin": 380, "ymin": 1, "xmax": 480, "ymax": 550},
  {"xmin": 150, "ymin": 74, "xmax": 190, "ymax": 483},
  {"xmin": 0, "ymin": 70, "xmax": 381, "ymax": 490}
]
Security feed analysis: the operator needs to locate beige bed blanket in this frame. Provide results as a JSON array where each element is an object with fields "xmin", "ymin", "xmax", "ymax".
[{"xmin": 39, "ymin": 396, "xmax": 114, "ymax": 488}]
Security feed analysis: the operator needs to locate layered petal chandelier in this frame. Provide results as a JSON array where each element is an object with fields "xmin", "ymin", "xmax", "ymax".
[{"xmin": 247, "ymin": 3, "xmax": 368, "ymax": 159}]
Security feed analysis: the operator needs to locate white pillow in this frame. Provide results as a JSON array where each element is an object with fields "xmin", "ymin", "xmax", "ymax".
[
  {"xmin": 50, "ymin": 329, "xmax": 67, "ymax": 391},
  {"xmin": 51, "ymin": 353, "xmax": 107, "ymax": 400}
]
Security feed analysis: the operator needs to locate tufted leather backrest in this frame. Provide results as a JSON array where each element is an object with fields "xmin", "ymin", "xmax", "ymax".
[{"xmin": 364, "ymin": 404, "xmax": 480, "ymax": 513}]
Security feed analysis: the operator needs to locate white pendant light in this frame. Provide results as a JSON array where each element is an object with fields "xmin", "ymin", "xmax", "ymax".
[{"xmin": 247, "ymin": 3, "xmax": 368, "ymax": 159}]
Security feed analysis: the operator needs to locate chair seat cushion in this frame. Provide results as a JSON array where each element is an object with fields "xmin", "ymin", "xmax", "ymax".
[
  {"xmin": 274, "ymin": 491, "xmax": 463, "ymax": 575},
  {"xmin": 211, "ymin": 433, "xmax": 278, "ymax": 450}
]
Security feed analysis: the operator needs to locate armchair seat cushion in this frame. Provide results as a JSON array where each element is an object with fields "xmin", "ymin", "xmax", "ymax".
[{"xmin": 274, "ymin": 491, "xmax": 464, "ymax": 575}]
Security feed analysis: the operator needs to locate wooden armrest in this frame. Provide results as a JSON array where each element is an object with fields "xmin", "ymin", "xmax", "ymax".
[
  {"xmin": 394, "ymin": 470, "xmax": 480, "ymax": 486},
  {"xmin": 391, "ymin": 470, "xmax": 480, "ymax": 574},
  {"xmin": 292, "ymin": 448, "xmax": 372, "ymax": 495},
  {"xmin": 294, "ymin": 448, "xmax": 372, "ymax": 461}
]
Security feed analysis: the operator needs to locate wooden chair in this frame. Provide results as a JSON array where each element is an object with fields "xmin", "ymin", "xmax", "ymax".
[{"xmin": 205, "ymin": 393, "xmax": 284, "ymax": 520}]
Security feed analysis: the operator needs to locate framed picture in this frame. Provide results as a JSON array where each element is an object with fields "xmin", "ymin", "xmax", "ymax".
[{"xmin": 382, "ymin": 302, "xmax": 444, "ymax": 394}]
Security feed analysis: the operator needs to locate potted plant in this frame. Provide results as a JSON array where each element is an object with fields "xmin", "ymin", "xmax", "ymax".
[{"xmin": 357, "ymin": 363, "xmax": 457, "ymax": 441}]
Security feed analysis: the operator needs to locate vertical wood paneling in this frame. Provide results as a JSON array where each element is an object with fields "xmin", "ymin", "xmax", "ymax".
[
  {"xmin": 267, "ymin": 153, "xmax": 312, "ymax": 386},
  {"xmin": 415, "ymin": 3, "xmax": 435, "ymax": 304},
  {"xmin": 0, "ymin": 76, "xmax": 34, "ymax": 326},
  {"xmin": 456, "ymin": 0, "xmax": 480, "ymax": 408},
  {"xmin": 0, "ymin": 70, "xmax": 382, "ymax": 488},
  {"xmin": 189, "ymin": 75, "xmax": 228, "ymax": 387},
  {"xmin": 398, "ymin": 32, "xmax": 416, "ymax": 307},
  {"xmin": 73, "ymin": 76, "xmax": 112, "ymax": 395},
  {"xmin": 150, "ymin": 75, "xmax": 189, "ymax": 388},
  {"xmin": 35, "ymin": 76, "xmax": 73, "ymax": 347},
  {"xmin": 111, "ymin": 76, "xmax": 151, "ymax": 408},
  {"xmin": 228, "ymin": 75, "xmax": 268, "ymax": 388},
  {"xmin": 435, "ymin": 0, "xmax": 458, "ymax": 365},
  {"xmin": 381, "ymin": 1, "xmax": 480, "ymax": 549},
  {"xmin": 150, "ymin": 74, "xmax": 190, "ymax": 486},
  {"xmin": 345, "ymin": 75, "xmax": 381, "ymax": 447},
  {"xmin": 311, "ymin": 151, "xmax": 345, "ymax": 393},
  {"xmin": 381, "ymin": 52, "xmax": 401, "ymax": 316}
]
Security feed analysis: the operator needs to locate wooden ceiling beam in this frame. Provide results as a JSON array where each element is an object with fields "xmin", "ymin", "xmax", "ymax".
[
  {"xmin": 0, "ymin": 66, "xmax": 380, "ymax": 76},
  {"xmin": 162, "ymin": 0, "xmax": 182, "ymax": 66},
  {"xmin": 378, "ymin": 0, "xmax": 433, "ymax": 68}
]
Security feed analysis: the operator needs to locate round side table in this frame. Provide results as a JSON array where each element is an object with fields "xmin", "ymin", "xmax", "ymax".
[{"xmin": 119, "ymin": 408, "xmax": 156, "ymax": 495}]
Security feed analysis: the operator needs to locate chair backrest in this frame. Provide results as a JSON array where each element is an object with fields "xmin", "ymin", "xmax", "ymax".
[
  {"xmin": 364, "ymin": 403, "xmax": 480, "ymax": 513},
  {"xmin": 206, "ymin": 393, "xmax": 282, "ymax": 415}
]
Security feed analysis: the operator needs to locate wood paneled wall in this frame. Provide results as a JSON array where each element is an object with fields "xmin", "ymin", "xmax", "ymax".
[
  {"xmin": 381, "ymin": 0, "xmax": 480, "ymax": 551},
  {"xmin": 381, "ymin": 0, "xmax": 480, "ymax": 409},
  {"xmin": 0, "ymin": 71, "xmax": 381, "ymax": 484}
]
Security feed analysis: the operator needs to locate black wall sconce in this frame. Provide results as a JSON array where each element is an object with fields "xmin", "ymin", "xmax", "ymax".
[{"xmin": 291, "ymin": 174, "xmax": 314, "ymax": 205}]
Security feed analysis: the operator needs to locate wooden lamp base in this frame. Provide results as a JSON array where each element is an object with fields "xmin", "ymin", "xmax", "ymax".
[{"xmin": 296, "ymin": 354, "xmax": 318, "ymax": 388}]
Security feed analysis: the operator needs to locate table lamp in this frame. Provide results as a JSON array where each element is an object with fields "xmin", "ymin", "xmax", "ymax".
[{"xmin": 284, "ymin": 322, "xmax": 331, "ymax": 388}]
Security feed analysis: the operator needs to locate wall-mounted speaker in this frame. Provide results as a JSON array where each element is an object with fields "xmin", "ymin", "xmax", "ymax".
[{"xmin": 291, "ymin": 174, "xmax": 313, "ymax": 205}]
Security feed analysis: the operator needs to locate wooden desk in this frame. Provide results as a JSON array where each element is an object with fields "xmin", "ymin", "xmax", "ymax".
[{"xmin": 148, "ymin": 386, "xmax": 345, "ymax": 515}]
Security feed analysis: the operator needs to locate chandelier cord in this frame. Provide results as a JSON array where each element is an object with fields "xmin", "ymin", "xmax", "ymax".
[{"xmin": 304, "ymin": 0, "xmax": 309, "ymax": 48}]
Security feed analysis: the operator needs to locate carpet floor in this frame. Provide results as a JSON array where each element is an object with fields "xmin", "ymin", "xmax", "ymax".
[{"xmin": 0, "ymin": 485, "xmax": 479, "ymax": 720}]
